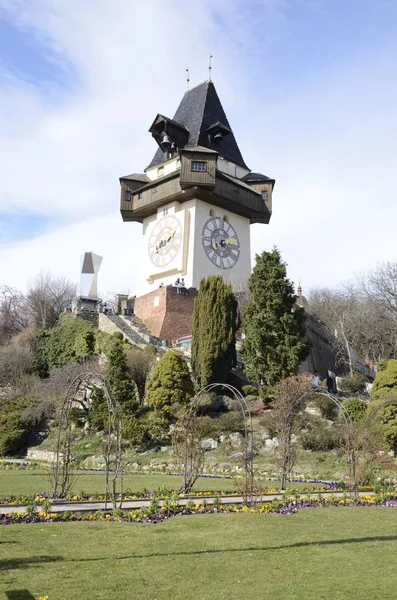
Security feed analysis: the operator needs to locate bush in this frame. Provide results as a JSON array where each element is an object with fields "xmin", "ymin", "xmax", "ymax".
[
  {"xmin": 298, "ymin": 414, "xmax": 342, "ymax": 451},
  {"xmin": 340, "ymin": 398, "xmax": 367, "ymax": 423},
  {"xmin": 146, "ymin": 351, "xmax": 194, "ymax": 419},
  {"xmin": 0, "ymin": 395, "xmax": 41, "ymax": 456},
  {"xmin": 339, "ymin": 372, "xmax": 368, "ymax": 394},
  {"xmin": 198, "ymin": 411, "xmax": 245, "ymax": 440},
  {"xmin": 312, "ymin": 396, "xmax": 337, "ymax": 420},
  {"xmin": 370, "ymin": 359, "xmax": 397, "ymax": 453},
  {"xmin": 112, "ymin": 331, "xmax": 124, "ymax": 341},
  {"xmin": 242, "ymin": 384, "xmax": 259, "ymax": 397}
]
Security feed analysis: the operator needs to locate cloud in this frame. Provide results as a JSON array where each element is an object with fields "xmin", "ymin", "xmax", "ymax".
[{"xmin": 0, "ymin": 0, "xmax": 396, "ymax": 297}]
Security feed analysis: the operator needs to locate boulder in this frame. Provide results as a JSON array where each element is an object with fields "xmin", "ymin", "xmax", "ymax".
[{"xmin": 201, "ymin": 438, "xmax": 218, "ymax": 451}]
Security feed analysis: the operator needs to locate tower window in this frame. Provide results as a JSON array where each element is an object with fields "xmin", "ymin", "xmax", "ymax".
[
  {"xmin": 138, "ymin": 192, "xmax": 143, "ymax": 200},
  {"xmin": 125, "ymin": 191, "xmax": 131, "ymax": 202},
  {"xmin": 157, "ymin": 166, "xmax": 164, "ymax": 178},
  {"xmin": 261, "ymin": 190, "xmax": 268, "ymax": 201},
  {"xmin": 191, "ymin": 161, "xmax": 207, "ymax": 172}
]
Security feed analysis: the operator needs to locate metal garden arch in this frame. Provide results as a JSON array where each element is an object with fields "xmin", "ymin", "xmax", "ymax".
[{"xmin": 52, "ymin": 372, "xmax": 123, "ymax": 511}]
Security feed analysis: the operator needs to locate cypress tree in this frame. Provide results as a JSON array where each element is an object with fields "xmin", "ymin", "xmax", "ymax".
[
  {"xmin": 242, "ymin": 248, "xmax": 308, "ymax": 388},
  {"xmin": 191, "ymin": 275, "xmax": 238, "ymax": 388}
]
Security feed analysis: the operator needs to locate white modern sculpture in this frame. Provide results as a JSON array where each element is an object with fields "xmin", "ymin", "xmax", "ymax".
[{"xmin": 80, "ymin": 252, "xmax": 103, "ymax": 299}]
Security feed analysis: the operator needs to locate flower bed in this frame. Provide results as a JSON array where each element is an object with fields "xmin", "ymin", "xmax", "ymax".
[
  {"xmin": 2, "ymin": 493, "xmax": 397, "ymax": 526},
  {"xmin": 0, "ymin": 484, "xmax": 349, "ymax": 506}
]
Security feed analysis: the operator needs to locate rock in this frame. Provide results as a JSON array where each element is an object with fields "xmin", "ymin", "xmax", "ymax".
[
  {"xmin": 261, "ymin": 430, "xmax": 271, "ymax": 441},
  {"xmin": 160, "ymin": 446, "xmax": 168, "ymax": 452},
  {"xmin": 305, "ymin": 403, "xmax": 322, "ymax": 417},
  {"xmin": 265, "ymin": 439, "xmax": 274, "ymax": 448},
  {"xmin": 201, "ymin": 438, "xmax": 218, "ymax": 451},
  {"xmin": 229, "ymin": 432, "xmax": 243, "ymax": 448},
  {"xmin": 272, "ymin": 437, "xmax": 280, "ymax": 447},
  {"xmin": 291, "ymin": 434, "xmax": 299, "ymax": 443}
]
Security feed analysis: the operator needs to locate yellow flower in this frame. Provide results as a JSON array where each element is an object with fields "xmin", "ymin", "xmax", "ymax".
[{"xmin": 39, "ymin": 595, "xmax": 49, "ymax": 600}]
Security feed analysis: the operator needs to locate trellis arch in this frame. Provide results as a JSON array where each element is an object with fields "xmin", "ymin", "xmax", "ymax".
[
  {"xmin": 52, "ymin": 372, "xmax": 123, "ymax": 511},
  {"xmin": 172, "ymin": 383, "xmax": 254, "ymax": 504}
]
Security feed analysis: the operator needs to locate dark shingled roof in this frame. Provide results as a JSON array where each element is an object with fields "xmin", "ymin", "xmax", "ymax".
[
  {"xmin": 242, "ymin": 172, "xmax": 274, "ymax": 183},
  {"xmin": 147, "ymin": 81, "xmax": 248, "ymax": 170},
  {"xmin": 121, "ymin": 173, "xmax": 150, "ymax": 182}
]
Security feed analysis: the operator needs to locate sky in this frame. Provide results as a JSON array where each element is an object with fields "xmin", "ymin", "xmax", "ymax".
[{"xmin": 1, "ymin": 0, "xmax": 396, "ymax": 298}]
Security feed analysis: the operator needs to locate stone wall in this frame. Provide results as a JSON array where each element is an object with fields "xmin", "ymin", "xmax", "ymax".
[
  {"xmin": 98, "ymin": 312, "xmax": 122, "ymax": 336},
  {"xmin": 134, "ymin": 286, "xmax": 197, "ymax": 343}
]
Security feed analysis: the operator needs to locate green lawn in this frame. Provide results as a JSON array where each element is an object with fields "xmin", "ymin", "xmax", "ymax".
[
  {"xmin": 0, "ymin": 470, "xmax": 322, "ymax": 499},
  {"xmin": 1, "ymin": 508, "xmax": 397, "ymax": 599}
]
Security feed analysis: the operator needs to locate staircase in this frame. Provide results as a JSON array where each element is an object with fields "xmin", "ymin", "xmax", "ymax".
[{"xmin": 105, "ymin": 314, "xmax": 167, "ymax": 353}]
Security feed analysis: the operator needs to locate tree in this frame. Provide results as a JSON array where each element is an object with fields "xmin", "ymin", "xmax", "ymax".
[
  {"xmin": 126, "ymin": 346, "xmax": 156, "ymax": 404},
  {"xmin": 370, "ymin": 359, "xmax": 397, "ymax": 454},
  {"xmin": 89, "ymin": 339, "xmax": 137, "ymax": 431},
  {"xmin": 191, "ymin": 275, "xmax": 238, "ymax": 387},
  {"xmin": 242, "ymin": 248, "xmax": 308, "ymax": 388},
  {"xmin": 272, "ymin": 376, "xmax": 312, "ymax": 489},
  {"xmin": 0, "ymin": 286, "xmax": 28, "ymax": 345},
  {"xmin": 146, "ymin": 350, "xmax": 194, "ymax": 419},
  {"xmin": 308, "ymin": 285, "xmax": 397, "ymax": 368},
  {"xmin": 26, "ymin": 271, "xmax": 76, "ymax": 330},
  {"xmin": 0, "ymin": 343, "xmax": 34, "ymax": 386}
]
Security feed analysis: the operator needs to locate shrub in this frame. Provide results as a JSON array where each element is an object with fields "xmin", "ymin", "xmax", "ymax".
[
  {"xmin": 339, "ymin": 372, "xmax": 368, "ymax": 394},
  {"xmin": 146, "ymin": 351, "xmax": 194, "ymax": 419},
  {"xmin": 298, "ymin": 414, "xmax": 342, "ymax": 451},
  {"xmin": 242, "ymin": 384, "xmax": 259, "ymax": 397},
  {"xmin": 340, "ymin": 398, "xmax": 367, "ymax": 423},
  {"xmin": 112, "ymin": 331, "xmax": 124, "ymax": 341},
  {"xmin": 0, "ymin": 395, "xmax": 41, "ymax": 456},
  {"xmin": 370, "ymin": 359, "xmax": 397, "ymax": 454},
  {"xmin": 312, "ymin": 396, "xmax": 337, "ymax": 420}
]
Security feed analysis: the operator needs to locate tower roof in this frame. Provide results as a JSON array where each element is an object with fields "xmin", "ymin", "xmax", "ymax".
[{"xmin": 147, "ymin": 80, "xmax": 248, "ymax": 170}]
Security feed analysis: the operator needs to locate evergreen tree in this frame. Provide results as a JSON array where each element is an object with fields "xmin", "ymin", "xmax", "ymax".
[
  {"xmin": 89, "ymin": 339, "xmax": 137, "ymax": 429},
  {"xmin": 146, "ymin": 350, "xmax": 194, "ymax": 419},
  {"xmin": 242, "ymin": 248, "xmax": 308, "ymax": 388},
  {"xmin": 191, "ymin": 275, "xmax": 238, "ymax": 387}
]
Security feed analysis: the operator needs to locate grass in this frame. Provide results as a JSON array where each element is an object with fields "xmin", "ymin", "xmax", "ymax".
[
  {"xmin": 1, "ymin": 508, "xmax": 397, "ymax": 599},
  {"xmin": 0, "ymin": 470, "xmax": 323, "ymax": 499}
]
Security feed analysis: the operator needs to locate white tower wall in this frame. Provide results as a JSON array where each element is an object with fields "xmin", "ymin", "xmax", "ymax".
[{"xmin": 136, "ymin": 198, "xmax": 251, "ymax": 297}]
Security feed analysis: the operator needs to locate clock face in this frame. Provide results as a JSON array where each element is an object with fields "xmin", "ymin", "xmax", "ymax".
[
  {"xmin": 148, "ymin": 215, "xmax": 183, "ymax": 268},
  {"xmin": 202, "ymin": 217, "xmax": 240, "ymax": 270}
]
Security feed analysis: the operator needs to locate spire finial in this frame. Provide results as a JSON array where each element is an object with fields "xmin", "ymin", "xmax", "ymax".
[
  {"xmin": 186, "ymin": 67, "xmax": 190, "ymax": 91},
  {"xmin": 209, "ymin": 54, "xmax": 213, "ymax": 81},
  {"xmin": 297, "ymin": 280, "xmax": 302, "ymax": 296}
]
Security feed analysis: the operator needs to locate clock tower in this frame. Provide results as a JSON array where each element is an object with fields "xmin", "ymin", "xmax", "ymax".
[{"xmin": 119, "ymin": 80, "xmax": 274, "ymax": 341}]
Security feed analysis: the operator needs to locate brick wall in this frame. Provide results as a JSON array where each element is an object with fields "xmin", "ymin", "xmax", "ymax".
[{"xmin": 134, "ymin": 286, "xmax": 197, "ymax": 343}]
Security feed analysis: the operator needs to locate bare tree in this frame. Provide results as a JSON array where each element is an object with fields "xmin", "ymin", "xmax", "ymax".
[
  {"xmin": 0, "ymin": 343, "xmax": 34, "ymax": 386},
  {"xmin": 364, "ymin": 261, "xmax": 397, "ymax": 317},
  {"xmin": 309, "ymin": 286, "xmax": 359, "ymax": 375},
  {"xmin": 26, "ymin": 271, "xmax": 77, "ymax": 329},
  {"xmin": 310, "ymin": 271, "xmax": 397, "ymax": 365},
  {"xmin": 0, "ymin": 285, "xmax": 28, "ymax": 345},
  {"xmin": 272, "ymin": 375, "xmax": 312, "ymax": 489}
]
